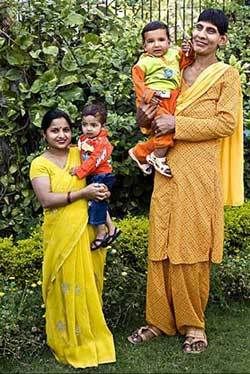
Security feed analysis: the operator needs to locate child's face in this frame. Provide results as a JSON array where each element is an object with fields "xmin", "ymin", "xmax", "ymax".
[
  {"xmin": 143, "ymin": 28, "xmax": 170, "ymax": 57},
  {"xmin": 81, "ymin": 115, "xmax": 103, "ymax": 138}
]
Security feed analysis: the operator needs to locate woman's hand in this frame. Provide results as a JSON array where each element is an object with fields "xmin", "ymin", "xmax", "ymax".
[
  {"xmin": 152, "ymin": 115, "xmax": 176, "ymax": 136},
  {"xmin": 82, "ymin": 183, "xmax": 110, "ymax": 201},
  {"xmin": 136, "ymin": 99, "xmax": 159, "ymax": 128}
]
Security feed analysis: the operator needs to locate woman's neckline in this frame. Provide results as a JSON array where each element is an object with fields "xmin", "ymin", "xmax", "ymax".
[
  {"xmin": 42, "ymin": 148, "xmax": 70, "ymax": 170},
  {"xmin": 183, "ymin": 58, "xmax": 219, "ymax": 87}
]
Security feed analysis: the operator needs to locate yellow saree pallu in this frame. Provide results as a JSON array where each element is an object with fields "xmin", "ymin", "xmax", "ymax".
[
  {"xmin": 176, "ymin": 62, "xmax": 244, "ymax": 206},
  {"xmin": 30, "ymin": 147, "xmax": 115, "ymax": 368}
]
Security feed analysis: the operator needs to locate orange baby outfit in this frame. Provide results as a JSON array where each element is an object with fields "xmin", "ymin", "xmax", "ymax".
[
  {"xmin": 75, "ymin": 129, "xmax": 113, "ymax": 179},
  {"xmin": 132, "ymin": 47, "xmax": 193, "ymax": 162}
]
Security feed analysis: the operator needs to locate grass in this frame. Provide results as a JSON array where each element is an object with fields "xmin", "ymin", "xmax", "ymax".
[{"xmin": 0, "ymin": 301, "xmax": 249, "ymax": 374}]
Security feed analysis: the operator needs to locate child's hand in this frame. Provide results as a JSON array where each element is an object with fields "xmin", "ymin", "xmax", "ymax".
[
  {"xmin": 182, "ymin": 39, "xmax": 193, "ymax": 57},
  {"xmin": 69, "ymin": 167, "xmax": 77, "ymax": 176},
  {"xmin": 154, "ymin": 90, "xmax": 171, "ymax": 99}
]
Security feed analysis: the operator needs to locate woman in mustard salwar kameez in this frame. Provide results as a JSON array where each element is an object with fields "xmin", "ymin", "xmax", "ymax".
[
  {"xmin": 29, "ymin": 109, "xmax": 116, "ymax": 368},
  {"xmin": 128, "ymin": 9, "xmax": 244, "ymax": 353}
]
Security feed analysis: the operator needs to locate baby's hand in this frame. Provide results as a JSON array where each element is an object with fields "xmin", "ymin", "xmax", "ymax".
[
  {"xmin": 182, "ymin": 39, "xmax": 193, "ymax": 57},
  {"xmin": 154, "ymin": 90, "xmax": 170, "ymax": 99},
  {"xmin": 69, "ymin": 167, "xmax": 77, "ymax": 176}
]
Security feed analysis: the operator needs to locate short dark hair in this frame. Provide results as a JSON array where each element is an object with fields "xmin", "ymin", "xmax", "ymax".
[
  {"xmin": 41, "ymin": 108, "xmax": 72, "ymax": 132},
  {"xmin": 81, "ymin": 102, "xmax": 107, "ymax": 125},
  {"xmin": 198, "ymin": 8, "xmax": 228, "ymax": 35},
  {"xmin": 141, "ymin": 21, "xmax": 170, "ymax": 41}
]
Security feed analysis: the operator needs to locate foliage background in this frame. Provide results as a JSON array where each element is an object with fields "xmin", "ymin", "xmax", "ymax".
[
  {"xmin": 0, "ymin": 0, "xmax": 249, "ymax": 238},
  {"xmin": 0, "ymin": 204, "xmax": 250, "ymax": 358},
  {"xmin": 0, "ymin": 0, "xmax": 249, "ymax": 361}
]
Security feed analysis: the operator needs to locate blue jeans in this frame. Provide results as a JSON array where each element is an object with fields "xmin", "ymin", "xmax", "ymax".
[{"xmin": 87, "ymin": 173, "xmax": 116, "ymax": 226}]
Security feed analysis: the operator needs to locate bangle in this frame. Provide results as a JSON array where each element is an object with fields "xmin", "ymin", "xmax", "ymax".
[{"xmin": 67, "ymin": 191, "xmax": 72, "ymax": 204}]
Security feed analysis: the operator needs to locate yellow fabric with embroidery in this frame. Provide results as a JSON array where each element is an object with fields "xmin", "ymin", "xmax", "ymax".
[
  {"xmin": 176, "ymin": 62, "xmax": 244, "ymax": 206},
  {"xmin": 29, "ymin": 147, "xmax": 115, "ymax": 368}
]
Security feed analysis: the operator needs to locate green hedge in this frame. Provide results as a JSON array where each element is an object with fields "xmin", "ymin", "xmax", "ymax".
[
  {"xmin": 1, "ymin": 204, "xmax": 249, "ymax": 320},
  {"xmin": 1, "ymin": 205, "xmax": 250, "ymax": 358}
]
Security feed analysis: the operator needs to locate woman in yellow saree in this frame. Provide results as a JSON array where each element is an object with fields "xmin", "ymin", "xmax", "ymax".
[{"xmin": 29, "ymin": 109, "xmax": 116, "ymax": 368}]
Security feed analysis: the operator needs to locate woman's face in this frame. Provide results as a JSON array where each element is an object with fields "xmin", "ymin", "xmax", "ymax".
[
  {"xmin": 44, "ymin": 117, "xmax": 72, "ymax": 150},
  {"xmin": 192, "ymin": 21, "xmax": 227, "ymax": 56}
]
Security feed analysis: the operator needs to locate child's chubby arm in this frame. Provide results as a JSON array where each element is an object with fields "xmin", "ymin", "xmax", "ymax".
[
  {"xmin": 69, "ymin": 167, "xmax": 78, "ymax": 176},
  {"xmin": 132, "ymin": 65, "xmax": 158, "ymax": 106},
  {"xmin": 179, "ymin": 39, "xmax": 195, "ymax": 69},
  {"xmin": 69, "ymin": 138, "xmax": 113, "ymax": 179}
]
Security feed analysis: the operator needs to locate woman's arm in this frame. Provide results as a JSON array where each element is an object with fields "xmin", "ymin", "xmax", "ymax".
[
  {"xmin": 31, "ymin": 176, "xmax": 109, "ymax": 209},
  {"xmin": 136, "ymin": 100, "xmax": 159, "ymax": 129}
]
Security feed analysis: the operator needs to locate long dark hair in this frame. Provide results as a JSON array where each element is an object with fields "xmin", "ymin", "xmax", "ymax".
[{"xmin": 41, "ymin": 109, "xmax": 73, "ymax": 132}]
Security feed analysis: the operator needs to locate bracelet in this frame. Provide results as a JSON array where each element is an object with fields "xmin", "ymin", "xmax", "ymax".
[{"xmin": 67, "ymin": 191, "xmax": 72, "ymax": 204}]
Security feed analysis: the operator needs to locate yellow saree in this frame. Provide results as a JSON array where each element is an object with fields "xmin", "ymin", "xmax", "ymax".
[{"xmin": 29, "ymin": 147, "xmax": 116, "ymax": 368}]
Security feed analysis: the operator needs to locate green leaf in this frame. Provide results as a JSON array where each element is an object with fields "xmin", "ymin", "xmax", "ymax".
[
  {"xmin": 9, "ymin": 165, "xmax": 18, "ymax": 174},
  {"xmin": 6, "ymin": 48, "xmax": 30, "ymax": 66},
  {"xmin": 0, "ymin": 77, "xmax": 9, "ymax": 91},
  {"xmin": 40, "ymin": 97, "xmax": 57, "ymax": 107},
  {"xmin": 29, "ymin": 50, "xmax": 41, "ymax": 59},
  {"xmin": 30, "ymin": 79, "xmax": 42, "ymax": 94},
  {"xmin": 4, "ymin": 196, "xmax": 9, "ymax": 205},
  {"xmin": 31, "ymin": 110, "xmax": 43, "ymax": 128},
  {"xmin": 22, "ymin": 190, "xmax": 29, "ymax": 198},
  {"xmin": 30, "ymin": 70, "xmax": 58, "ymax": 93},
  {"xmin": 57, "ymin": 74, "xmax": 79, "ymax": 87},
  {"xmin": 245, "ymin": 86, "xmax": 250, "ymax": 97},
  {"xmin": 6, "ymin": 69, "xmax": 22, "ymax": 81},
  {"xmin": 17, "ymin": 34, "xmax": 34, "ymax": 50},
  {"xmin": 62, "ymin": 51, "xmax": 78, "ymax": 71},
  {"xmin": 42, "ymin": 45, "xmax": 59, "ymax": 57},
  {"xmin": 84, "ymin": 33, "xmax": 100, "ymax": 45},
  {"xmin": 18, "ymin": 82, "xmax": 29, "ymax": 93},
  {"xmin": 7, "ymin": 109, "xmax": 17, "ymax": 117},
  {"xmin": 11, "ymin": 207, "xmax": 20, "ymax": 217},
  {"xmin": 65, "ymin": 13, "xmax": 84, "ymax": 26},
  {"xmin": 60, "ymin": 87, "xmax": 84, "ymax": 101},
  {"xmin": 229, "ymin": 54, "xmax": 238, "ymax": 66},
  {"xmin": 0, "ymin": 37, "xmax": 5, "ymax": 48}
]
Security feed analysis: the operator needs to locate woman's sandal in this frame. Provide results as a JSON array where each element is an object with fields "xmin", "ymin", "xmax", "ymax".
[
  {"xmin": 182, "ymin": 328, "xmax": 208, "ymax": 354},
  {"xmin": 127, "ymin": 325, "xmax": 162, "ymax": 345}
]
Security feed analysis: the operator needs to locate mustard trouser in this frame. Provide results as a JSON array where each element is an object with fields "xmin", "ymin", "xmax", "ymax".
[{"xmin": 146, "ymin": 260, "xmax": 210, "ymax": 336}]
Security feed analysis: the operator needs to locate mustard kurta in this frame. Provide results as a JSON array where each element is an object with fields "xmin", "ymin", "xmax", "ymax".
[
  {"xmin": 146, "ymin": 64, "xmax": 243, "ymax": 336},
  {"xmin": 29, "ymin": 147, "xmax": 116, "ymax": 368},
  {"xmin": 148, "ymin": 66, "xmax": 242, "ymax": 265}
]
